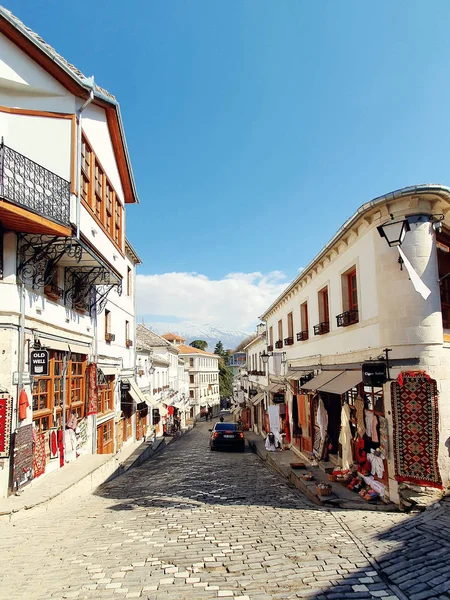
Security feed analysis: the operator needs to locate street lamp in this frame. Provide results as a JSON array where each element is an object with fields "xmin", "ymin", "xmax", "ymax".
[
  {"xmin": 260, "ymin": 350, "xmax": 272, "ymax": 365},
  {"xmin": 377, "ymin": 219, "xmax": 410, "ymax": 247}
]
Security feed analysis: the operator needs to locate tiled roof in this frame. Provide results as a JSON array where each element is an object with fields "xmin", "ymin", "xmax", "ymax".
[
  {"xmin": 136, "ymin": 324, "xmax": 174, "ymax": 351},
  {"xmin": 162, "ymin": 333, "xmax": 186, "ymax": 342},
  {"xmin": 0, "ymin": 6, "xmax": 116, "ymax": 101},
  {"xmin": 177, "ymin": 344, "xmax": 218, "ymax": 357}
]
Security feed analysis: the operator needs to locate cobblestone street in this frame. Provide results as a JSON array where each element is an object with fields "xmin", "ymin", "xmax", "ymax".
[{"xmin": 1, "ymin": 421, "xmax": 449, "ymax": 600}]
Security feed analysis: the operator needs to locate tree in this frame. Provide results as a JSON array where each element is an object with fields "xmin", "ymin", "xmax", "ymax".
[
  {"xmin": 190, "ymin": 340, "xmax": 208, "ymax": 351},
  {"xmin": 218, "ymin": 355, "xmax": 233, "ymax": 400},
  {"xmin": 214, "ymin": 340, "xmax": 226, "ymax": 357},
  {"xmin": 233, "ymin": 333, "xmax": 257, "ymax": 353}
]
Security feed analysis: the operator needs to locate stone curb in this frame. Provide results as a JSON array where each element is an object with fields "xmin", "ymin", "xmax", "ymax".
[{"xmin": 0, "ymin": 423, "xmax": 195, "ymax": 523}]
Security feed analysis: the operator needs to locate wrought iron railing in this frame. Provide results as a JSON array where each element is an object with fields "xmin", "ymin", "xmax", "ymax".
[
  {"xmin": 296, "ymin": 331, "xmax": 309, "ymax": 341},
  {"xmin": 313, "ymin": 321, "xmax": 330, "ymax": 335},
  {"xmin": 267, "ymin": 345, "xmax": 273, "ymax": 352},
  {"xmin": 0, "ymin": 141, "xmax": 70, "ymax": 225},
  {"xmin": 284, "ymin": 336, "xmax": 294, "ymax": 346},
  {"xmin": 275, "ymin": 340, "xmax": 283, "ymax": 349},
  {"xmin": 336, "ymin": 310, "xmax": 359, "ymax": 327},
  {"xmin": 44, "ymin": 283, "xmax": 63, "ymax": 300}
]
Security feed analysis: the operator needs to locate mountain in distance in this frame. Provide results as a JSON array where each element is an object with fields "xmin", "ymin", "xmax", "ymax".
[{"xmin": 148, "ymin": 322, "xmax": 250, "ymax": 352}]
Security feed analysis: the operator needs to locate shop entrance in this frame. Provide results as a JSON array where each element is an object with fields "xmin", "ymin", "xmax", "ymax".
[{"xmin": 321, "ymin": 393, "xmax": 341, "ymax": 457}]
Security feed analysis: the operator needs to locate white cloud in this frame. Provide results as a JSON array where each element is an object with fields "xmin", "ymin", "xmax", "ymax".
[{"xmin": 136, "ymin": 270, "xmax": 289, "ymax": 331}]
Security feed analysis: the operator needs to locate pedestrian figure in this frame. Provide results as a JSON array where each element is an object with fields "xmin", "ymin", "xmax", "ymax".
[
  {"xmin": 265, "ymin": 432, "xmax": 277, "ymax": 452},
  {"xmin": 219, "ymin": 416, "xmax": 224, "ymax": 422}
]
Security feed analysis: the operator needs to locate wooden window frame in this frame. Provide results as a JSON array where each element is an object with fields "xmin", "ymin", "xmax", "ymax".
[
  {"xmin": 277, "ymin": 319, "xmax": 283, "ymax": 342},
  {"xmin": 32, "ymin": 351, "xmax": 87, "ymax": 432},
  {"xmin": 98, "ymin": 376, "xmax": 115, "ymax": 415},
  {"xmin": 348, "ymin": 269, "xmax": 358, "ymax": 312},
  {"xmin": 127, "ymin": 266, "xmax": 132, "ymax": 296},
  {"xmin": 301, "ymin": 301, "xmax": 309, "ymax": 332},
  {"xmin": 319, "ymin": 286, "xmax": 329, "ymax": 323},
  {"xmin": 287, "ymin": 312, "xmax": 294, "ymax": 339},
  {"xmin": 80, "ymin": 132, "xmax": 124, "ymax": 255}
]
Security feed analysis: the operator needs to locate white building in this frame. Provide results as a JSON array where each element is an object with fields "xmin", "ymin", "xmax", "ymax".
[
  {"xmin": 135, "ymin": 325, "xmax": 191, "ymax": 435},
  {"xmin": 162, "ymin": 335, "xmax": 220, "ymax": 420},
  {"xmin": 256, "ymin": 185, "xmax": 450, "ymax": 506},
  {"xmin": 0, "ymin": 8, "xmax": 143, "ymax": 497}
]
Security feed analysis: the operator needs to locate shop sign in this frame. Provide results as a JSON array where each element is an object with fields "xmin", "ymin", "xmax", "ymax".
[
  {"xmin": 362, "ymin": 362, "xmax": 387, "ymax": 386},
  {"xmin": 120, "ymin": 380, "xmax": 131, "ymax": 392},
  {"xmin": 30, "ymin": 349, "xmax": 49, "ymax": 376},
  {"xmin": 272, "ymin": 392, "xmax": 285, "ymax": 404}
]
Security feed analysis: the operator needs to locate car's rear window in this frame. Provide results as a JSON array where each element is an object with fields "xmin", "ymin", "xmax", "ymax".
[{"xmin": 215, "ymin": 423, "xmax": 236, "ymax": 430}]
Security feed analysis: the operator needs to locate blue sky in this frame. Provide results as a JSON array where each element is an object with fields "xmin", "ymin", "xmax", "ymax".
[{"xmin": 6, "ymin": 0, "xmax": 450, "ymax": 332}]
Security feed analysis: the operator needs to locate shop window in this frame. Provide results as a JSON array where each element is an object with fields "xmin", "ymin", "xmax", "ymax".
[{"xmin": 33, "ymin": 351, "xmax": 87, "ymax": 432}]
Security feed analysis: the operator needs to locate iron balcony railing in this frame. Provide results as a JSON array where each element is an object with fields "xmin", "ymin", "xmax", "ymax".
[
  {"xmin": 296, "ymin": 331, "xmax": 309, "ymax": 341},
  {"xmin": 336, "ymin": 309, "xmax": 359, "ymax": 327},
  {"xmin": 0, "ymin": 141, "xmax": 70, "ymax": 225},
  {"xmin": 267, "ymin": 345, "xmax": 273, "ymax": 352},
  {"xmin": 284, "ymin": 336, "xmax": 294, "ymax": 346},
  {"xmin": 275, "ymin": 340, "xmax": 283, "ymax": 349},
  {"xmin": 314, "ymin": 321, "xmax": 330, "ymax": 335}
]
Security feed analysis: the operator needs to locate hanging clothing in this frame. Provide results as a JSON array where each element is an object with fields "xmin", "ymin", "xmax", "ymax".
[
  {"xmin": 365, "ymin": 410, "xmax": 373, "ymax": 439},
  {"xmin": 284, "ymin": 403, "xmax": 291, "ymax": 444},
  {"xmin": 265, "ymin": 433, "xmax": 279, "ymax": 452},
  {"xmin": 372, "ymin": 415, "xmax": 379, "ymax": 443},
  {"xmin": 379, "ymin": 416, "xmax": 389, "ymax": 456},
  {"xmin": 18, "ymin": 389, "xmax": 29, "ymax": 421},
  {"xmin": 354, "ymin": 396, "xmax": 366, "ymax": 437},
  {"xmin": 297, "ymin": 395, "xmax": 308, "ymax": 428},
  {"xmin": 339, "ymin": 403, "xmax": 353, "ymax": 470},
  {"xmin": 317, "ymin": 397, "xmax": 328, "ymax": 441},
  {"xmin": 368, "ymin": 451, "xmax": 385, "ymax": 478}
]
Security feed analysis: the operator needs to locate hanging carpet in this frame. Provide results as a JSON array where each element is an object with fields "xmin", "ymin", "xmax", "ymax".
[
  {"xmin": 0, "ymin": 394, "xmax": 12, "ymax": 458},
  {"xmin": 33, "ymin": 432, "xmax": 46, "ymax": 478},
  {"xmin": 391, "ymin": 372, "xmax": 442, "ymax": 489}
]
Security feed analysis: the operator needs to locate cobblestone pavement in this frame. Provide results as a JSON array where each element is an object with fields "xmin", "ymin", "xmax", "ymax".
[{"xmin": 1, "ymin": 421, "xmax": 450, "ymax": 600}]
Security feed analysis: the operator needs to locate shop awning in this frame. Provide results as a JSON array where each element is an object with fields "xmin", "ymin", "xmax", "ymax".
[
  {"xmin": 69, "ymin": 343, "xmax": 91, "ymax": 356},
  {"xmin": 251, "ymin": 392, "xmax": 264, "ymax": 406},
  {"xmin": 300, "ymin": 370, "xmax": 344, "ymax": 391},
  {"xmin": 144, "ymin": 394, "xmax": 159, "ymax": 408},
  {"xmin": 127, "ymin": 379, "xmax": 153, "ymax": 408},
  {"xmin": 318, "ymin": 370, "xmax": 362, "ymax": 395},
  {"xmin": 268, "ymin": 382, "xmax": 284, "ymax": 392},
  {"xmin": 286, "ymin": 370, "xmax": 308, "ymax": 380}
]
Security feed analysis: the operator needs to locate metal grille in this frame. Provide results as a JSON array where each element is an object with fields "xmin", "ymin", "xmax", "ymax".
[{"xmin": 0, "ymin": 141, "xmax": 70, "ymax": 225}]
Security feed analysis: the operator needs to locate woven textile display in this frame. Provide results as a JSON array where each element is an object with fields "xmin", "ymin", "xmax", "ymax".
[
  {"xmin": 0, "ymin": 394, "xmax": 13, "ymax": 458},
  {"xmin": 33, "ymin": 432, "xmax": 46, "ymax": 478},
  {"xmin": 391, "ymin": 372, "xmax": 442, "ymax": 489}
]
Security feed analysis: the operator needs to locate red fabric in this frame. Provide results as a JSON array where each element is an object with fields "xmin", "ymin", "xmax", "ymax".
[
  {"xmin": 0, "ymin": 394, "xmax": 12, "ymax": 458},
  {"xmin": 397, "ymin": 371, "xmax": 431, "ymax": 387},
  {"xmin": 57, "ymin": 429, "xmax": 64, "ymax": 467},
  {"xmin": 18, "ymin": 389, "xmax": 29, "ymax": 421},
  {"xmin": 168, "ymin": 406, "xmax": 174, "ymax": 416},
  {"xmin": 33, "ymin": 433, "xmax": 46, "ymax": 478},
  {"xmin": 87, "ymin": 363, "xmax": 98, "ymax": 415},
  {"xmin": 50, "ymin": 430, "xmax": 57, "ymax": 457}
]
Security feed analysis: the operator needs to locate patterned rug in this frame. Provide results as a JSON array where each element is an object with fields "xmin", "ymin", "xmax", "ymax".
[
  {"xmin": 391, "ymin": 372, "xmax": 442, "ymax": 489},
  {"xmin": 0, "ymin": 394, "xmax": 13, "ymax": 458},
  {"xmin": 33, "ymin": 432, "xmax": 46, "ymax": 478}
]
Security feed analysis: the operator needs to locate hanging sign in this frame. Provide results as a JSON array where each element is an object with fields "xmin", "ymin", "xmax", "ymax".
[
  {"xmin": 30, "ymin": 349, "xmax": 49, "ymax": 376},
  {"xmin": 272, "ymin": 392, "xmax": 285, "ymax": 404},
  {"xmin": 120, "ymin": 380, "xmax": 131, "ymax": 392},
  {"xmin": 362, "ymin": 362, "xmax": 387, "ymax": 386}
]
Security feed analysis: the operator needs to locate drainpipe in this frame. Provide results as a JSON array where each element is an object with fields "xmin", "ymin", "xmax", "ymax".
[
  {"xmin": 16, "ymin": 281, "xmax": 26, "ymax": 428},
  {"xmin": 75, "ymin": 78, "xmax": 95, "ymax": 240}
]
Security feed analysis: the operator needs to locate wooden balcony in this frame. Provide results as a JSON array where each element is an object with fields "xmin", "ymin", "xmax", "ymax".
[
  {"xmin": 296, "ymin": 331, "xmax": 309, "ymax": 341},
  {"xmin": 313, "ymin": 321, "xmax": 330, "ymax": 335},
  {"xmin": 126, "ymin": 339, "xmax": 133, "ymax": 347},
  {"xmin": 284, "ymin": 336, "xmax": 294, "ymax": 346},
  {"xmin": 105, "ymin": 332, "xmax": 115, "ymax": 342},
  {"xmin": 275, "ymin": 340, "xmax": 283, "ymax": 349},
  {"xmin": 336, "ymin": 310, "xmax": 359, "ymax": 328}
]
